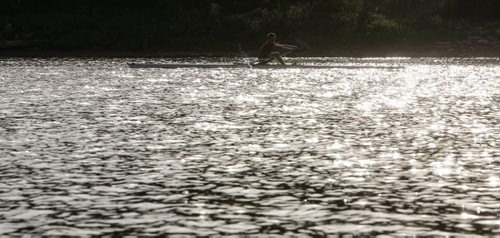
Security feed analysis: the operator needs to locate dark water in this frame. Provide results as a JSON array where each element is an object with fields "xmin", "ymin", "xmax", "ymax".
[{"xmin": 0, "ymin": 57, "xmax": 499, "ymax": 236}]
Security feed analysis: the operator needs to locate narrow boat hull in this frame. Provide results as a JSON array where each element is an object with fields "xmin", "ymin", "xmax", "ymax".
[{"xmin": 128, "ymin": 63, "xmax": 403, "ymax": 69}]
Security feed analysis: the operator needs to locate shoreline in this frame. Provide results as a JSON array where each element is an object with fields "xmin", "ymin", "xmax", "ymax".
[{"xmin": 1, "ymin": 46, "xmax": 500, "ymax": 58}]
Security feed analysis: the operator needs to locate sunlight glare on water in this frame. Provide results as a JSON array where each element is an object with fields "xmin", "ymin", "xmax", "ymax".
[{"xmin": 0, "ymin": 57, "xmax": 499, "ymax": 236}]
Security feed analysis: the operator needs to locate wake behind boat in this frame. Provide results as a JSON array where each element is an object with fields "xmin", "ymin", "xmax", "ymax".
[{"xmin": 128, "ymin": 63, "xmax": 404, "ymax": 70}]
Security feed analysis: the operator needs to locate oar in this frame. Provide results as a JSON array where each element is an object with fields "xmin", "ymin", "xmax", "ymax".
[{"xmin": 252, "ymin": 47, "xmax": 296, "ymax": 65}]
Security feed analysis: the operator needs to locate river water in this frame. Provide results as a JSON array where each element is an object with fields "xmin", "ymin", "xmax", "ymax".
[{"xmin": 0, "ymin": 57, "xmax": 499, "ymax": 236}]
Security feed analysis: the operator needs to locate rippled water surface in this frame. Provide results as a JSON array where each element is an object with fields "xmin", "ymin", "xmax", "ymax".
[{"xmin": 0, "ymin": 57, "xmax": 499, "ymax": 236}]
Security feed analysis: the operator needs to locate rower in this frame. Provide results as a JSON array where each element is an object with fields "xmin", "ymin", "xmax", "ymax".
[{"xmin": 257, "ymin": 33, "xmax": 297, "ymax": 65}]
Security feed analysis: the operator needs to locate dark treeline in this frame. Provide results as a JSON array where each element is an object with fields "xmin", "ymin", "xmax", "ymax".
[{"xmin": 1, "ymin": 0, "xmax": 500, "ymax": 55}]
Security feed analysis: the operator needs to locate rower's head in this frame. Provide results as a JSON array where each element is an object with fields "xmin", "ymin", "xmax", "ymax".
[{"xmin": 267, "ymin": 32, "xmax": 276, "ymax": 42}]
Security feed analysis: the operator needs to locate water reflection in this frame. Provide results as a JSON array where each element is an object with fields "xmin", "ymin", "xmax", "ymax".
[{"xmin": 0, "ymin": 57, "xmax": 499, "ymax": 236}]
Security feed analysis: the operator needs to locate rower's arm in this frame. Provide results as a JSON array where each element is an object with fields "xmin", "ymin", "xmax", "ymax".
[{"xmin": 276, "ymin": 43, "xmax": 297, "ymax": 50}]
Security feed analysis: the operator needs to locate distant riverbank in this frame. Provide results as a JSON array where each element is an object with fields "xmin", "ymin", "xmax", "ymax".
[
  {"xmin": 2, "ymin": 1, "xmax": 500, "ymax": 59},
  {"xmin": 1, "ymin": 43, "xmax": 499, "ymax": 58}
]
